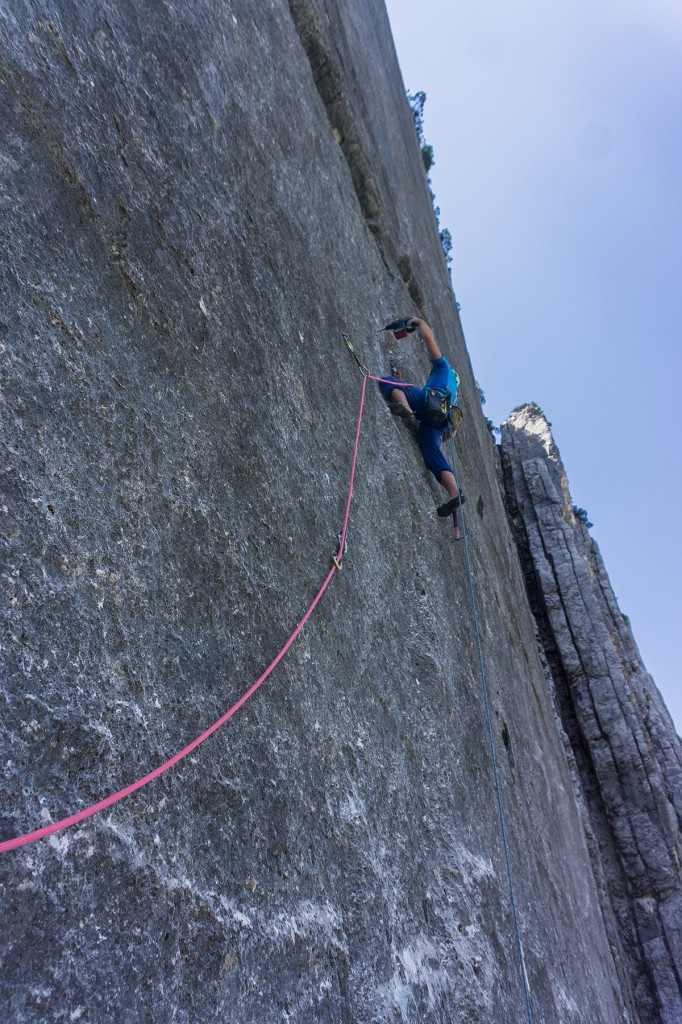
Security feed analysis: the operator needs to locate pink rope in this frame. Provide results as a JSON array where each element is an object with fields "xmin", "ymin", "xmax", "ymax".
[
  {"xmin": 367, "ymin": 374, "xmax": 415, "ymax": 388},
  {"xmin": 337, "ymin": 373, "xmax": 367, "ymax": 556},
  {"xmin": 1, "ymin": 379, "xmax": 370, "ymax": 854}
]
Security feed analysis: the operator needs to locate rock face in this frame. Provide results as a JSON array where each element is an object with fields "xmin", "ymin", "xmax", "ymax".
[
  {"xmin": 0, "ymin": 2, "xmax": 679, "ymax": 1022},
  {"xmin": 501, "ymin": 404, "xmax": 682, "ymax": 1024}
]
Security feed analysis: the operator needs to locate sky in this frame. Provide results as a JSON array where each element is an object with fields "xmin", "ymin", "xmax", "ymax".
[{"xmin": 385, "ymin": 0, "xmax": 681, "ymax": 733}]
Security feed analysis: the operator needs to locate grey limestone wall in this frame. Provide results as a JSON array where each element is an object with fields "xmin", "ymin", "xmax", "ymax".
[
  {"xmin": 501, "ymin": 404, "xmax": 682, "ymax": 1024},
  {"xmin": 0, "ymin": 2, "xmax": 664, "ymax": 1022}
]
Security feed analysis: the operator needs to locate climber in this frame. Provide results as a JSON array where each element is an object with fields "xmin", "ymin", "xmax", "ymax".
[{"xmin": 378, "ymin": 316, "xmax": 464, "ymax": 517}]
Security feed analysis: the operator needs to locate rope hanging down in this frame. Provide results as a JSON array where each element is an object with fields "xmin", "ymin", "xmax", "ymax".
[
  {"xmin": 345, "ymin": 332, "xmax": 534, "ymax": 1023},
  {"xmin": 447, "ymin": 431, "xmax": 535, "ymax": 1024},
  {"xmin": 0, "ymin": 378, "xmax": 369, "ymax": 854}
]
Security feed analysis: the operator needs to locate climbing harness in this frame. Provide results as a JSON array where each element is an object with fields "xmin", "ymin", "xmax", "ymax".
[{"xmin": 422, "ymin": 386, "xmax": 452, "ymax": 426}]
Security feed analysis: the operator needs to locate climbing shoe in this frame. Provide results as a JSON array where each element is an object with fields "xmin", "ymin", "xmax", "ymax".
[
  {"xmin": 388, "ymin": 402, "xmax": 414, "ymax": 420},
  {"xmin": 437, "ymin": 493, "xmax": 466, "ymax": 517}
]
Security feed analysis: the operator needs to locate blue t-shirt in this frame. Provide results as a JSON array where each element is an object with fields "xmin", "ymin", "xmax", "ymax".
[{"xmin": 425, "ymin": 356, "xmax": 459, "ymax": 404}]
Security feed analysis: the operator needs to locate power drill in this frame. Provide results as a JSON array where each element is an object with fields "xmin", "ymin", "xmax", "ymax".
[{"xmin": 383, "ymin": 317, "xmax": 417, "ymax": 341}]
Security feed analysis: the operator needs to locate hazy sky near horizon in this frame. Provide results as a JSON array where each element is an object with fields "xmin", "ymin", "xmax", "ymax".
[{"xmin": 385, "ymin": 0, "xmax": 681, "ymax": 732}]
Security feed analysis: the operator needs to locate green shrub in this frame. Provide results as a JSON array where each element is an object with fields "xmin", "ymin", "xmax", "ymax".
[
  {"xmin": 408, "ymin": 90, "xmax": 453, "ymax": 270},
  {"xmin": 572, "ymin": 505, "xmax": 593, "ymax": 528}
]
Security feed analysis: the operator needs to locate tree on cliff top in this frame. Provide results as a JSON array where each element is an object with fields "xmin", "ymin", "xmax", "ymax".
[{"xmin": 407, "ymin": 90, "xmax": 453, "ymax": 270}]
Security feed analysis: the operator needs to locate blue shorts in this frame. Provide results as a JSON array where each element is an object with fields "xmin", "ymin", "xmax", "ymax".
[{"xmin": 378, "ymin": 376, "xmax": 453, "ymax": 480}]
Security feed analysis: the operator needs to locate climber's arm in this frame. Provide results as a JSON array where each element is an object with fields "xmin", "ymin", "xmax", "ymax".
[{"xmin": 408, "ymin": 317, "xmax": 442, "ymax": 361}]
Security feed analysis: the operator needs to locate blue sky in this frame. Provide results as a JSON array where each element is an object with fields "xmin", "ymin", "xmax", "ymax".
[{"xmin": 385, "ymin": 0, "xmax": 681, "ymax": 732}]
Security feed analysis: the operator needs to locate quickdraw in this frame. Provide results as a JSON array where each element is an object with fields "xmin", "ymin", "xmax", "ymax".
[{"xmin": 342, "ymin": 332, "xmax": 368, "ymax": 375}]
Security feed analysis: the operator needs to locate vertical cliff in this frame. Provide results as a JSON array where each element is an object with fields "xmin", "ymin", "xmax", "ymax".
[
  {"xmin": 1, "ymin": 2, "xmax": 679, "ymax": 1022},
  {"xmin": 501, "ymin": 404, "xmax": 682, "ymax": 1024}
]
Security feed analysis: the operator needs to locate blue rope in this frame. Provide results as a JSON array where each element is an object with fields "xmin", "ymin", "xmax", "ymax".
[{"xmin": 447, "ymin": 431, "xmax": 535, "ymax": 1024}]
